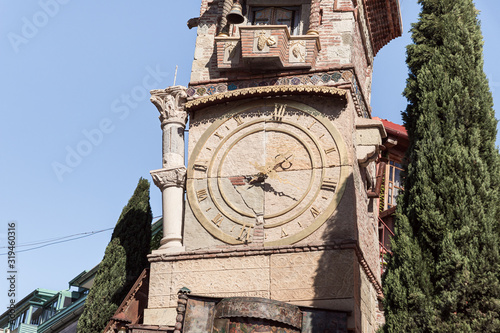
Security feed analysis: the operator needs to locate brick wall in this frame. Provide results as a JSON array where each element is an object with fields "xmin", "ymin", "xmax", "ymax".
[
  {"xmin": 190, "ymin": 0, "xmax": 376, "ymax": 109},
  {"xmin": 190, "ymin": 0, "xmax": 400, "ymax": 87}
]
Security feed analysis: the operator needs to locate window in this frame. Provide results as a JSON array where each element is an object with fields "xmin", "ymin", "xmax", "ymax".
[
  {"xmin": 10, "ymin": 308, "xmax": 29, "ymax": 330},
  {"xmin": 249, "ymin": 6, "xmax": 301, "ymax": 35},
  {"xmin": 30, "ymin": 306, "xmax": 43, "ymax": 325},
  {"xmin": 38, "ymin": 300, "xmax": 58, "ymax": 325},
  {"xmin": 385, "ymin": 159, "xmax": 403, "ymax": 209}
]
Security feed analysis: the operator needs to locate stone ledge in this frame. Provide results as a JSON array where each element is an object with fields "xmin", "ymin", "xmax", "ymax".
[{"xmin": 148, "ymin": 241, "xmax": 352, "ymax": 262}]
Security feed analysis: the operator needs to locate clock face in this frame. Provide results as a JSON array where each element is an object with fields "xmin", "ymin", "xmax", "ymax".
[{"xmin": 186, "ymin": 99, "xmax": 348, "ymax": 246}]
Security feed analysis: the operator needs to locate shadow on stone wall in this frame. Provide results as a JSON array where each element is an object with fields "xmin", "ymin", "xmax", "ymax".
[{"xmin": 310, "ymin": 172, "xmax": 357, "ymax": 333}]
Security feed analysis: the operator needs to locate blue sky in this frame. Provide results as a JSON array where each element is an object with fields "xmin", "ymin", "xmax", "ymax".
[{"xmin": 0, "ymin": 0, "xmax": 498, "ymax": 311}]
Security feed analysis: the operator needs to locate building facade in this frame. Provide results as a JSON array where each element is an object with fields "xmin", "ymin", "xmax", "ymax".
[
  {"xmin": 0, "ymin": 268, "xmax": 95, "ymax": 333},
  {"xmin": 373, "ymin": 118, "xmax": 408, "ymax": 275},
  {"xmin": 128, "ymin": 1, "xmax": 403, "ymax": 332}
]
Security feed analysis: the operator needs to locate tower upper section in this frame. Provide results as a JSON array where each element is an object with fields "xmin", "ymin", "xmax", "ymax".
[{"xmin": 189, "ymin": 0, "xmax": 401, "ymax": 102}]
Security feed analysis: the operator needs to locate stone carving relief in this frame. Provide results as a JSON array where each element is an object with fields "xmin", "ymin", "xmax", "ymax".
[
  {"xmin": 150, "ymin": 167, "xmax": 187, "ymax": 190},
  {"xmin": 254, "ymin": 30, "xmax": 276, "ymax": 52},
  {"xmin": 148, "ymin": 262, "xmax": 173, "ymax": 308},
  {"xmin": 224, "ymin": 41, "xmax": 239, "ymax": 64},
  {"xmin": 150, "ymin": 86, "xmax": 188, "ymax": 127},
  {"xmin": 149, "ymin": 256, "xmax": 271, "ymax": 308},
  {"xmin": 290, "ymin": 40, "xmax": 306, "ymax": 63}
]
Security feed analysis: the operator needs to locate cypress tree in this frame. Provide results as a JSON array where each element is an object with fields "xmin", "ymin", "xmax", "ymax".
[
  {"xmin": 383, "ymin": 0, "xmax": 500, "ymax": 332},
  {"xmin": 77, "ymin": 178, "xmax": 153, "ymax": 333}
]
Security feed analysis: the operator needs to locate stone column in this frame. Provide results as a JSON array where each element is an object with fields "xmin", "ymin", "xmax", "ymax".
[
  {"xmin": 307, "ymin": 0, "xmax": 321, "ymax": 35},
  {"xmin": 150, "ymin": 86, "xmax": 188, "ymax": 253}
]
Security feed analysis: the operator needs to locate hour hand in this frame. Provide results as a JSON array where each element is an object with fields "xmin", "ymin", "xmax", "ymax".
[{"xmin": 248, "ymin": 161, "xmax": 271, "ymax": 184}]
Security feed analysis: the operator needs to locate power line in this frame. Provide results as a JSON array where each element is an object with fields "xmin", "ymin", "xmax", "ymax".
[
  {"xmin": 0, "ymin": 216, "xmax": 162, "ymax": 256},
  {"xmin": 1, "ymin": 229, "xmax": 113, "ymax": 249},
  {"xmin": 0, "ymin": 228, "xmax": 113, "ymax": 255}
]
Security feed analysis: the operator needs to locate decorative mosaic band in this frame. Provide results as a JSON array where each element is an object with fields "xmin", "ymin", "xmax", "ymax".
[
  {"xmin": 351, "ymin": 78, "xmax": 370, "ymax": 118},
  {"xmin": 187, "ymin": 70, "xmax": 352, "ymax": 98},
  {"xmin": 187, "ymin": 69, "xmax": 370, "ymax": 118},
  {"xmin": 185, "ymin": 85, "xmax": 347, "ymax": 110}
]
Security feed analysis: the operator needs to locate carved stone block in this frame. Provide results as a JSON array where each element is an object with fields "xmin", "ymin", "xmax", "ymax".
[
  {"xmin": 289, "ymin": 40, "xmax": 306, "ymax": 63},
  {"xmin": 355, "ymin": 118, "xmax": 387, "ymax": 167},
  {"xmin": 168, "ymin": 256, "xmax": 270, "ymax": 307},
  {"xmin": 270, "ymin": 250, "xmax": 354, "ymax": 303}
]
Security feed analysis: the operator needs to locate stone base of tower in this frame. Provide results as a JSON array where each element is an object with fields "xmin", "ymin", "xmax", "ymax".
[{"xmin": 143, "ymin": 243, "xmax": 382, "ymax": 332}]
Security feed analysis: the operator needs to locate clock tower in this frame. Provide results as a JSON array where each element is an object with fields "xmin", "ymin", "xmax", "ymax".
[{"xmin": 145, "ymin": 0, "xmax": 402, "ymax": 332}]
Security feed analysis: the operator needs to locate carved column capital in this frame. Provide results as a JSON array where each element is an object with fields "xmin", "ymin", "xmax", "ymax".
[
  {"xmin": 150, "ymin": 167, "xmax": 187, "ymax": 190},
  {"xmin": 150, "ymin": 86, "xmax": 188, "ymax": 128}
]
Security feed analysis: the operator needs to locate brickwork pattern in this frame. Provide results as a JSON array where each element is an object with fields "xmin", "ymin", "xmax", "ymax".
[
  {"xmin": 189, "ymin": 0, "xmax": 401, "ymax": 104},
  {"xmin": 364, "ymin": 0, "xmax": 402, "ymax": 55},
  {"xmin": 189, "ymin": 0, "xmax": 384, "ymax": 118}
]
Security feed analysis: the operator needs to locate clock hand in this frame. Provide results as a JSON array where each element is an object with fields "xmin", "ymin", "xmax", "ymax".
[
  {"xmin": 247, "ymin": 161, "xmax": 270, "ymax": 184},
  {"xmin": 272, "ymin": 151, "xmax": 294, "ymax": 171},
  {"xmin": 247, "ymin": 172, "xmax": 267, "ymax": 184},
  {"xmin": 267, "ymin": 158, "xmax": 302, "ymax": 191},
  {"xmin": 248, "ymin": 152, "xmax": 295, "ymax": 185},
  {"xmin": 267, "ymin": 169, "xmax": 301, "ymax": 190}
]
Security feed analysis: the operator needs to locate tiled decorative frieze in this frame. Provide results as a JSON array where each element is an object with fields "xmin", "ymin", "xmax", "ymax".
[
  {"xmin": 187, "ymin": 69, "xmax": 370, "ymax": 118},
  {"xmin": 187, "ymin": 70, "xmax": 350, "ymax": 98},
  {"xmin": 185, "ymin": 85, "xmax": 347, "ymax": 110},
  {"xmin": 352, "ymin": 78, "xmax": 370, "ymax": 118}
]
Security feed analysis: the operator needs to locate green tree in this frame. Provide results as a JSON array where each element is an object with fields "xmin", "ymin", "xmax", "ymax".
[
  {"xmin": 77, "ymin": 178, "xmax": 153, "ymax": 333},
  {"xmin": 383, "ymin": 0, "xmax": 500, "ymax": 332}
]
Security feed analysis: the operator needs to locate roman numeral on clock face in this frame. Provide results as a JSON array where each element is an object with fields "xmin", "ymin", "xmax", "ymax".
[
  {"xmin": 193, "ymin": 161, "xmax": 208, "ymax": 171},
  {"xmin": 211, "ymin": 213, "xmax": 223, "ymax": 227},
  {"xmin": 214, "ymin": 131, "xmax": 224, "ymax": 140},
  {"xmin": 272, "ymin": 103, "xmax": 287, "ymax": 121},
  {"xmin": 321, "ymin": 178, "xmax": 337, "ymax": 191},
  {"xmin": 310, "ymin": 206, "xmax": 321, "ymax": 219},
  {"xmin": 233, "ymin": 115, "xmax": 243, "ymax": 126},
  {"xmin": 324, "ymin": 146, "xmax": 336, "ymax": 154},
  {"xmin": 237, "ymin": 224, "xmax": 252, "ymax": 242},
  {"xmin": 196, "ymin": 189, "xmax": 208, "ymax": 202}
]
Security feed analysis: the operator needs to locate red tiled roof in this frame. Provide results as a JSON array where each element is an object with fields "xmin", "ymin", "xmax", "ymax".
[{"xmin": 373, "ymin": 117, "xmax": 408, "ymax": 139}]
